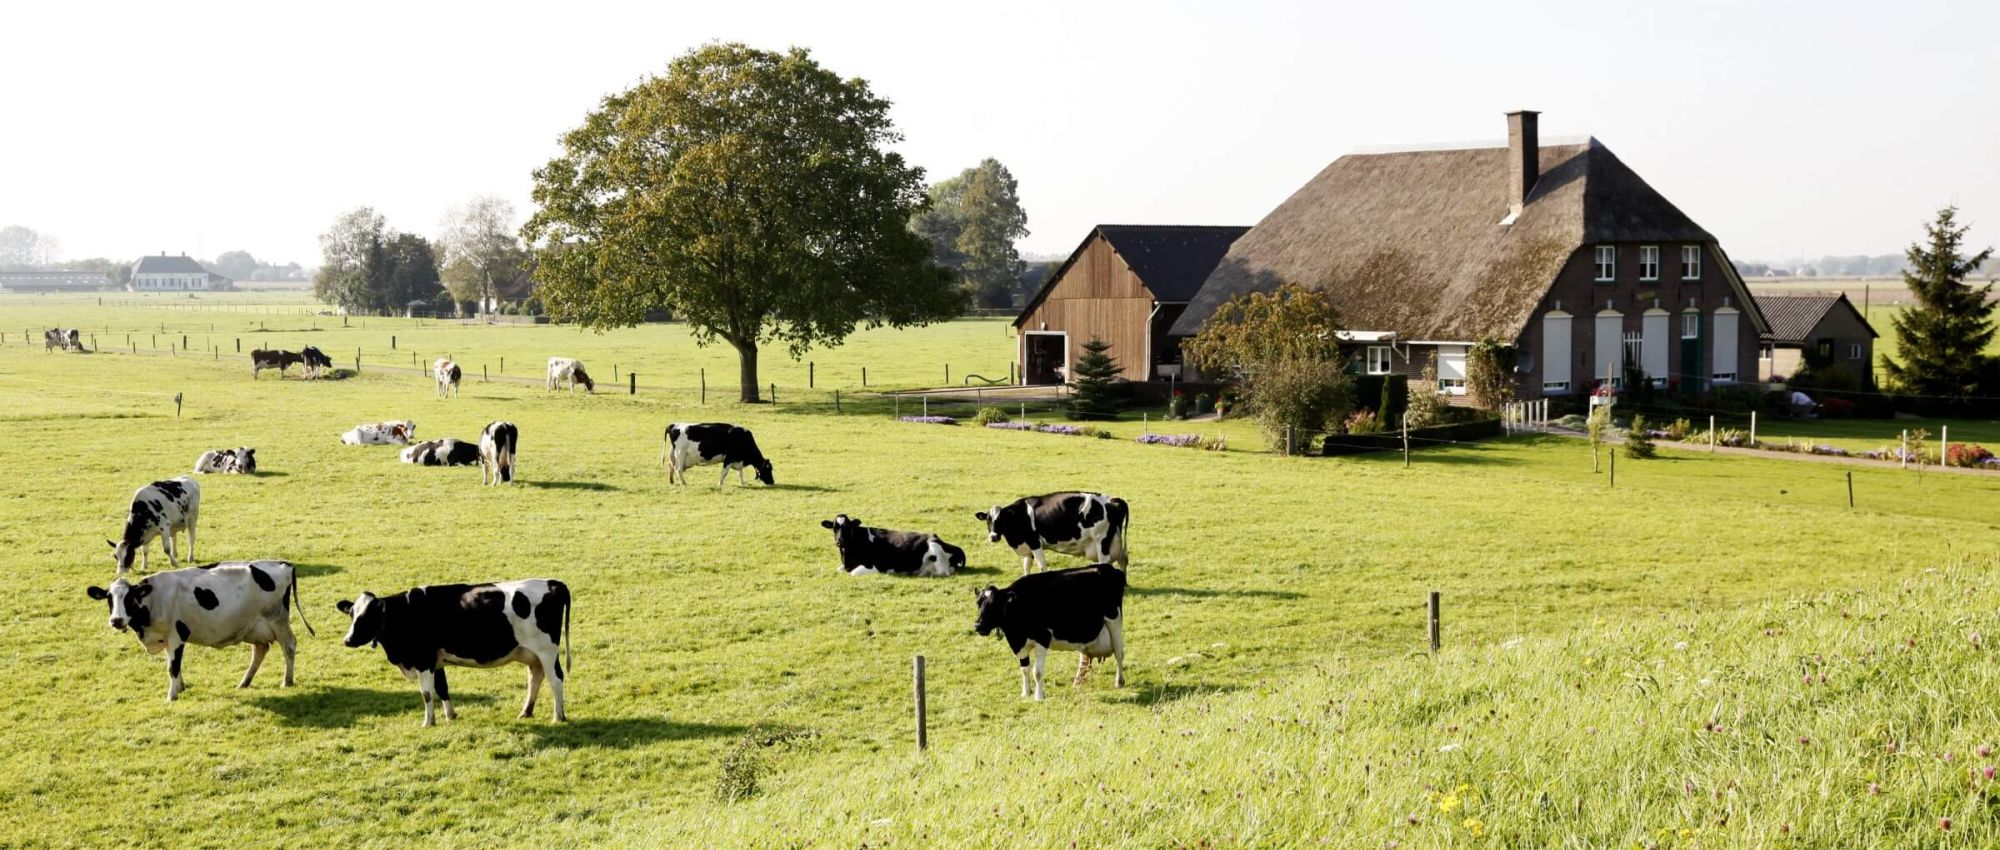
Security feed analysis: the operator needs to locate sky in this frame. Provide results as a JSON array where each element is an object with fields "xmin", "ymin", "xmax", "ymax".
[{"xmin": 2, "ymin": 0, "xmax": 1995, "ymax": 267}]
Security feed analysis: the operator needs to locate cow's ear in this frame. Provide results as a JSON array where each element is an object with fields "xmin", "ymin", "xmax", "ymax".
[
  {"xmin": 974, "ymin": 511, "xmax": 989, "ymax": 522},
  {"xmin": 335, "ymin": 600, "xmax": 353, "ymax": 615},
  {"xmin": 86, "ymin": 586, "xmax": 108, "ymax": 600},
  {"xmin": 130, "ymin": 584, "xmax": 152, "ymax": 600},
  {"xmin": 820, "ymin": 520, "xmax": 835, "ymax": 529},
  {"xmin": 106, "ymin": 539, "xmax": 117, "ymax": 550}
]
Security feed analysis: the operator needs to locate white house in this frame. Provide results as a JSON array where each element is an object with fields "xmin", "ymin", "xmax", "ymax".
[{"xmin": 130, "ymin": 253, "xmax": 232, "ymax": 292}]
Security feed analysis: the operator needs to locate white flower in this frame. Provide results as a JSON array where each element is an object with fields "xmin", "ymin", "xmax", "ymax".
[
  {"xmin": 1673, "ymin": 641, "xmax": 1689, "ymax": 651},
  {"xmin": 1439, "ymin": 743, "xmax": 1461, "ymax": 753}
]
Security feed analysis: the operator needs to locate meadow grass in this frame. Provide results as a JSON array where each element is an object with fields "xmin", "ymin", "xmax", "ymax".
[{"xmin": 1, "ymin": 304, "xmax": 1998, "ymax": 847}]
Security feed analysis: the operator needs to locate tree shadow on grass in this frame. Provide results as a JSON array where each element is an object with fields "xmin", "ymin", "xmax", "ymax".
[
  {"xmin": 521, "ymin": 716, "xmax": 747, "ymax": 750},
  {"xmin": 953, "ymin": 564, "xmax": 1006, "ymax": 576},
  {"xmin": 249, "ymin": 470, "xmax": 290, "ymax": 478},
  {"xmin": 762, "ymin": 483, "xmax": 838, "ymax": 493},
  {"xmin": 247, "ymin": 686, "xmax": 494, "ymax": 728},
  {"xmin": 1132, "ymin": 585, "xmax": 1304, "ymax": 601},
  {"xmin": 290, "ymin": 562, "xmax": 344, "ymax": 578},
  {"xmin": 523, "ymin": 480, "xmax": 619, "ymax": 492},
  {"xmin": 1116, "ymin": 681, "xmax": 1239, "ymax": 707}
]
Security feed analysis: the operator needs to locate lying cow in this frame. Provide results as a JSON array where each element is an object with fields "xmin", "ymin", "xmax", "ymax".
[
  {"xmin": 662, "ymin": 422, "xmax": 773, "ymax": 486},
  {"xmin": 250, "ymin": 349, "xmax": 303, "ymax": 379},
  {"xmin": 110, "ymin": 477, "xmax": 201, "ymax": 573},
  {"xmin": 85, "ymin": 559, "xmax": 314, "ymax": 702},
  {"xmin": 480, "ymin": 421, "xmax": 518, "ymax": 485},
  {"xmin": 300, "ymin": 346, "xmax": 333, "ymax": 379},
  {"xmin": 976, "ymin": 491, "xmax": 1130, "ymax": 574},
  {"xmin": 341, "ymin": 420, "xmax": 415, "ymax": 445},
  {"xmin": 401, "ymin": 438, "xmax": 481, "ymax": 467},
  {"xmin": 193, "ymin": 447, "xmax": 258, "ymax": 475},
  {"xmin": 974, "ymin": 563, "xmax": 1127, "ymax": 699},
  {"xmin": 820, "ymin": 514, "xmax": 966, "ymax": 577},
  {"xmin": 547, "ymin": 357, "xmax": 594, "ymax": 393},
  {"xmin": 435, "ymin": 357, "xmax": 462, "ymax": 398},
  {"xmin": 336, "ymin": 579, "xmax": 571, "ymax": 726}
]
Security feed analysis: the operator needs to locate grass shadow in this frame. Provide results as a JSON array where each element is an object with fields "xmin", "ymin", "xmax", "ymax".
[
  {"xmin": 524, "ymin": 480, "xmax": 619, "ymax": 492},
  {"xmin": 251, "ymin": 470, "xmax": 291, "ymax": 478},
  {"xmin": 1117, "ymin": 681, "xmax": 1239, "ymax": 707},
  {"xmin": 954, "ymin": 564, "xmax": 1006, "ymax": 576},
  {"xmin": 766, "ymin": 483, "xmax": 838, "ymax": 493},
  {"xmin": 1132, "ymin": 585, "xmax": 1305, "ymax": 601},
  {"xmin": 521, "ymin": 716, "xmax": 747, "ymax": 749},
  {"xmin": 247, "ymin": 685, "xmax": 494, "ymax": 728}
]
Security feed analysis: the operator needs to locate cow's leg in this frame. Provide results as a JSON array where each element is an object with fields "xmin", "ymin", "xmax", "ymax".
[
  {"xmin": 166, "ymin": 639, "xmax": 186, "ymax": 702},
  {"xmin": 417, "ymin": 669, "xmax": 437, "ymax": 727},
  {"xmin": 161, "ymin": 528, "xmax": 179, "ymax": 569},
  {"xmin": 1030, "ymin": 644, "xmax": 1049, "ymax": 700},
  {"xmin": 1017, "ymin": 654, "xmax": 1032, "ymax": 698},
  {"xmin": 541, "ymin": 651, "xmax": 567, "ymax": 722},
  {"xmin": 520, "ymin": 657, "xmax": 544, "ymax": 718},
  {"xmin": 185, "ymin": 508, "xmax": 196, "ymax": 563},
  {"xmin": 277, "ymin": 621, "xmax": 297, "ymax": 686},
  {"xmin": 239, "ymin": 642, "xmax": 268, "ymax": 688},
  {"xmin": 435, "ymin": 667, "xmax": 456, "ymax": 721},
  {"xmin": 1073, "ymin": 653, "xmax": 1090, "ymax": 686},
  {"xmin": 1112, "ymin": 625, "xmax": 1127, "ymax": 688},
  {"xmin": 1031, "ymin": 549, "xmax": 1048, "ymax": 575}
]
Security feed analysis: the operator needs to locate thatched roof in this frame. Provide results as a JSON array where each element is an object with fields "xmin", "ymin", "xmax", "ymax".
[
  {"xmin": 1172, "ymin": 139, "xmax": 1736, "ymax": 340},
  {"xmin": 1756, "ymin": 293, "xmax": 1876, "ymax": 344},
  {"xmin": 1017, "ymin": 225, "xmax": 1247, "ymax": 326}
]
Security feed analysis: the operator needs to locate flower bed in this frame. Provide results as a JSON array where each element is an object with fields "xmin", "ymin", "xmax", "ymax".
[
  {"xmin": 898, "ymin": 415, "xmax": 957, "ymax": 425},
  {"xmin": 984, "ymin": 421, "xmax": 1085, "ymax": 436},
  {"xmin": 1135, "ymin": 433, "xmax": 1201, "ymax": 448}
]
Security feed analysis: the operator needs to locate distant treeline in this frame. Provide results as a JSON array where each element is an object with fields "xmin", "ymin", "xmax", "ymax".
[{"xmin": 1735, "ymin": 254, "xmax": 2000, "ymax": 279}]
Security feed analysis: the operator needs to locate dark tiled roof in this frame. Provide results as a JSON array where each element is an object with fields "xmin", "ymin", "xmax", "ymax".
[
  {"xmin": 133, "ymin": 254, "xmax": 209, "ymax": 274},
  {"xmin": 0, "ymin": 270, "xmax": 113, "ymax": 291},
  {"xmin": 1755, "ymin": 293, "xmax": 1876, "ymax": 343},
  {"xmin": 1015, "ymin": 225, "xmax": 1247, "ymax": 325}
]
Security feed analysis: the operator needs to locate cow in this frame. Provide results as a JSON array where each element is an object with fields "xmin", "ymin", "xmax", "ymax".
[
  {"xmin": 547, "ymin": 357, "xmax": 595, "ymax": 394},
  {"xmin": 973, "ymin": 564, "xmax": 1127, "ymax": 699},
  {"xmin": 661, "ymin": 422, "xmax": 773, "ymax": 486},
  {"xmin": 85, "ymin": 560, "xmax": 313, "ymax": 702},
  {"xmin": 341, "ymin": 420, "xmax": 415, "ymax": 446},
  {"xmin": 480, "ymin": 421, "xmax": 518, "ymax": 485},
  {"xmin": 335, "ymin": 579, "xmax": 571, "ymax": 726},
  {"xmin": 434, "ymin": 357, "xmax": 462, "ymax": 398},
  {"xmin": 975, "ymin": 492, "xmax": 1130, "ymax": 575},
  {"xmin": 819, "ymin": 514, "xmax": 965, "ymax": 577},
  {"xmin": 401, "ymin": 438, "xmax": 481, "ymax": 467},
  {"xmin": 44, "ymin": 328, "xmax": 63, "ymax": 352},
  {"xmin": 64, "ymin": 329, "xmax": 82, "ymax": 351},
  {"xmin": 193, "ymin": 447, "xmax": 258, "ymax": 475},
  {"xmin": 251, "ymin": 349, "xmax": 303, "ymax": 379},
  {"xmin": 109, "ymin": 477, "xmax": 201, "ymax": 573},
  {"xmin": 300, "ymin": 346, "xmax": 333, "ymax": 379}
]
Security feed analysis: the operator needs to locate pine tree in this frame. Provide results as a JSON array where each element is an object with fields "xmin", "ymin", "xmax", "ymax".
[
  {"xmin": 1066, "ymin": 337, "xmax": 1123, "ymax": 420},
  {"xmin": 1882, "ymin": 207, "xmax": 1996, "ymax": 401}
]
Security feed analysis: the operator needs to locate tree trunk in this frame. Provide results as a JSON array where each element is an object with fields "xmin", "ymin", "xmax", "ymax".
[{"xmin": 733, "ymin": 338, "xmax": 762, "ymax": 402}]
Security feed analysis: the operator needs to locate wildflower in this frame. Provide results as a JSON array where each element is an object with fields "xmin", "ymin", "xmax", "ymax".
[
  {"xmin": 1984, "ymin": 766, "xmax": 1995, "ymax": 780},
  {"xmin": 1437, "ymin": 794, "xmax": 1463, "ymax": 814},
  {"xmin": 1942, "ymin": 817, "xmax": 1952, "ymax": 831},
  {"xmin": 1461, "ymin": 818, "xmax": 1485, "ymax": 838},
  {"xmin": 1868, "ymin": 783, "xmax": 1881, "ymax": 795},
  {"xmin": 1980, "ymin": 745, "xmax": 1992, "ymax": 758},
  {"xmin": 1799, "ymin": 736, "xmax": 1810, "ymax": 746}
]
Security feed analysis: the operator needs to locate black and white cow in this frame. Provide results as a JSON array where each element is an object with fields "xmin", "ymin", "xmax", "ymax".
[
  {"xmin": 401, "ymin": 438, "xmax": 481, "ymax": 466},
  {"xmin": 85, "ymin": 560, "xmax": 314, "ymax": 702},
  {"xmin": 335, "ymin": 579, "xmax": 571, "ymax": 726},
  {"xmin": 975, "ymin": 491, "xmax": 1130, "ymax": 574},
  {"xmin": 547, "ymin": 357, "xmax": 594, "ymax": 393},
  {"xmin": 341, "ymin": 420, "xmax": 415, "ymax": 445},
  {"xmin": 193, "ymin": 447, "xmax": 258, "ymax": 475},
  {"xmin": 973, "ymin": 563, "xmax": 1127, "ymax": 699},
  {"xmin": 251, "ymin": 348, "xmax": 303, "ymax": 379},
  {"xmin": 109, "ymin": 477, "xmax": 201, "ymax": 573},
  {"xmin": 434, "ymin": 357, "xmax": 462, "ymax": 398},
  {"xmin": 819, "ymin": 514, "xmax": 965, "ymax": 577},
  {"xmin": 300, "ymin": 346, "xmax": 333, "ymax": 379},
  {"xmin": 44, "ymin": 328, "xmax": 65, "ymax": 352},
  {"xmin": 662, "ymin": 422, "xmax": 773, "ymax": 486},
  {"xmin": 480, "ymin": 421, "xmax": 518, "ymax": 485}
]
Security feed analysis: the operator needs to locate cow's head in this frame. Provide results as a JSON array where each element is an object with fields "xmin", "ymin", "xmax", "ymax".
[
  {"xmin": 974, "ymin": 585, "xmax": 1010, "ymax": 636},
  {"xmin": 390, "ymin": 421, "xmax": 413, "ymax": 443},
  {"xmin": 752, "ymin": 458, "xmax": 774, "ymax": 486},
  {"xmin": 335, "ymin": 592, "xmax": 384, "ymax": 648},
  {"xmin": 974, "ymin": 505, "xmax": 1010, "ymax": 544},
  {"xmin": 236, "ymin": 447, "xmax": 257, "ymax": 474},
  {"xmin": 576, "ymin": 367, "xmax": 596, "ymax": 393},
  {"xmin": 106, "ymin": 538, "xmax": 136, "ymax": 573},
  {"xmin": 820, "ymin": 514, "xmax": 861, "ymax": 549},
  {"xmin": 86, "ymin": 577, "xmax": 153, "ymax": 632}
]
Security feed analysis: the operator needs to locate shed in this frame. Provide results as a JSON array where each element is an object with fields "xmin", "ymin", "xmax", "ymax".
[{"xmin": 1754, "ymin": 293, "xmax": 1877, "ymax": 384}]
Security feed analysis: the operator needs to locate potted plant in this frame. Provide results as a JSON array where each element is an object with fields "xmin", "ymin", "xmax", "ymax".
[
  {"xmin": 1167, "ymin": 389, "xmax": 1187, "ymax": 420},
  {"xmin": 1213, "ymin": 391, "xmax": 1231, "ymax": 419},
  {"xmin": 1194, "ymin": 392, "xmax": 1213, "ymax": 416}
]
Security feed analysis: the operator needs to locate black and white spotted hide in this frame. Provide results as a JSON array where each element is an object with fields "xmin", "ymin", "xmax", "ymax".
[
  {"xmin": 84, "ymin": 560, "xmax": 313, "ymax": 702},
  {"xmin": 479, "ymin": 421, "xmax": 517, "ymax": 485},
  {"xmin": 435, "ymin": 358, "xmax": 462, "ymax": 398},
  {"xmin": 400, "ymin": 438, "xmax": 481, "ymax": 466},
  {"xmin": 193, "ymin": 447, "xmax": 257, "ymax": 475},
  {"xmin": 662, "ymin": 422, "xmax": 774, "ymax": 486},
  {"xmin": 336, "ymin": 579, "xmax": 571, "ymax": 726},
  {"xmin": 973, "ymin": 563, "xmax": 1127, "ymax": 699},
  {"xmin": 110, "ymin": 477, "xmax": 201, "ymax": 573},
  {"xmin": 975, "ymin": 491, "xmax": 1130, "ymax": 574},
  {"xmin": 300, "ymin": 346, "xmax": 333, "ymax": 379},
  {"xmin": 820, "ymin": 515, "xmax": 965, "ymax": 576}
]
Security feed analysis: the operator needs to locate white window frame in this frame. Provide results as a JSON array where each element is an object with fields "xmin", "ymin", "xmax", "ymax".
[
  {"xmin": 1681, "ymin": 313, "xmax": 1699, "ymax": 339},
  {"xmin": 1594, "ymin": 245, "xmax": 1616, "ymax": 282},
  {"xmin": 1681, "ymin": 245, "xmax": 1702, "ymax": 279},
  {"xmin": 1847, "ymin": 343, "xmax": 1863, "ymax": 360},
  {"xmin": 1639, "ymin": 246, "xmax": 1660, "ymax": 281},
  {"xmin": 1623, "ymin": 331, "xmax": 1643, "ymax": 370},
  {"xmin": 1542, "ymin": 380, "xmax": 1571, "ymax": 393},
  {"xmin": 1435, "ymin": 345, "xmax": 1469, "ymax": 395},
  {"xmin": 1365, "ymin": 346, "xmax": 1392, "ymax": 375}
]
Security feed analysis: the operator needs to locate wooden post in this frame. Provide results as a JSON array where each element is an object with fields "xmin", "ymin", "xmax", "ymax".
[
  {"xmin": 771, "ymin": 382, "xmax": 777, "ymax": 404},
  {"xmin": 913, "ymin": 656, "xmax": 928, "ymax": 752},
  {"xmin": 181, "ymin": 334, "xmax": 187, "ymax": 349},
  {"xmin": 354, "ymin": 355, "xmax": 361, "ymax": 374},
  {"xmin": 629, "ymin": 372, "xmax": 636, "ymax": 395},
  {"xmin": 863, "ymin": 366, "xmax": 869, "ymax": 387},
  {"xmin": 1900, "ymin": 429, "xmax": 1908, "ymax": 469},
  {"xmin": 1427, "ymin": 591, "xmax": 1441, "ymax": 653},
  {"xmin": 945, "ymin": 364, "xmax": 950, "ymax": 385},
  {"xmin": 1846, "ymin": 471, "xmax": 1855, "ymax": 508},
  {"xmin": 1402, "ymin": 414, "xmax": 1410, "ymax": 468},
  {"xmin": 700, "ymin": 369, "xmax": 706, "ymax": 404},
  {"xmin": 1609, "ymin": 441, "xmax": 1616, "ymax": 487},
  {"xmin": 809, "ymin": 362, "xmax": 815, "ymax": 388},
  {"xmin": 613, "ymin": 364, "xmax": 618, "ymax": 381},
  {"xmin": 1942, "ymin": 426, "xmax": 1949, "ymax": 461},
  {"xmin": 391, "ymin": 335, "xmax": 396, "ymax": 350},
  {"xmin": 923, "ymin": 397, "xmax": 929, "ymax": 417},
  {"xmin": 1285, "ymin": 425, "xmax": 1295, "ymax": 457},
  {"xmin": 235, "ymin": 338, "xmax": 240, "ymax": 353},
  {"xmin": 1709, "ymin": 415, "xmax": 1716, "ymax": 452},
  {"xmin": 174, "ymin": 393, "xmax": 183, "ymax": 419},
  {"xmin": 483, "ymin": 365, "xmax": 488, "ymax": 383},
  {"xmin": 1750, "ymin": 411, "xmax": 1757, "ymax": 446}
]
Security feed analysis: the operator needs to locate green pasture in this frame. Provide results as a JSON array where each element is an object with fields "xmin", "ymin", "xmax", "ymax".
[{"xmin": 1, "ymin": 302, "xmax": 1998, "ymax": 847}]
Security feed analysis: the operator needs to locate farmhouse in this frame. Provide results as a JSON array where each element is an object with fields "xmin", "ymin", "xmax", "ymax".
[
  {"xmin": 1754, "ymin": 293, "xmax": 1877, "ymax": 385},
  {"xmin": 130, "ymin": 253, "xmax": 232, "ymax": 292},
  {"xmin": 0, "ymin": 270, "xmax": 112, "ymax": 292},
  {"xmin": 1014, "ymin": 225, "xmax": 1247, "ymax": 384},
  {"xmin": 1172, "ymin": 111, "xmax": 1768, "ymax": 399}
]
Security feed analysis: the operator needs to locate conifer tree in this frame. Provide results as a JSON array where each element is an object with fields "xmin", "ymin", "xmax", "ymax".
[
  {"xmin": 1882, "ymin": 206, "xmax": 1996, "ymax": 401},
  {"xmin": 1066, "ymin": 337, "xmax": 1122, "ymax": 420}
]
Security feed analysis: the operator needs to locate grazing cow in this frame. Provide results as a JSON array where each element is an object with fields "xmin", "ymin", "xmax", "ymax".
[
  {"xmin": 300, "ymin": 346, "xmax": 333, "ymax": 379},
  {"xmin": 193, "ymin": 447, "xmax": 258, "ymax": 475},
  {"xmin": 401, "ymin": 438, "xmax": 481, "ymax": 467},
  {"xmin": 976, "ymin": 492, "xmax": 1130, "ymax": 575},
  {"xmin": 434, "ymin": 357, "xmax": 462, "ymax": 398},
  {"xmin": 335, "ymin": 579, "xmax": 571, "ymax": 726},
  {"xmin": 480, "ymin": 421, "xmax": 518, "ymax": 485},
  {"xmin": 661, "ymin": 422, "xmax": 774, "ymax": 486},
  {"xmin": 109, "ymin": 477, "xmax": 201, "ymax": 573},
  {"xmin": 974, "ymin": 564, "xmax": 1127, "ymax": 699},
  {"xmin": 86, "ymin": 560, "xmax": 313, "ymax": 702},
  {"xmin": 250, "ymin": 349, "xmax": 303, "ymax": 379},
  {"xmin": 44, "ymin": 328, "xmax": 63, "ymax": 352},
  {"xmin": 547, "ymin": 357, "xmax": 595, "ymax": 393},
  {"xmin": 340, "ymin": 420, "xmax": 415, "ymax": 445},
  {"xmin": 819, "ymin": 515, "xmax": 965, "ymax": 577}
]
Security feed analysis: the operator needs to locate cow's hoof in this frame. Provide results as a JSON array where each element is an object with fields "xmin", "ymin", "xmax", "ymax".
[{"xmin": 519, "ymin": 710, "xmax": 533, "ymax": 719}]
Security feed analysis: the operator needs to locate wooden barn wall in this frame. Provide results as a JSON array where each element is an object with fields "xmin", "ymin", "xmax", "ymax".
[{"xmin": 1016, "ymin": 234, "xmax": 1155, "ymax": 381}]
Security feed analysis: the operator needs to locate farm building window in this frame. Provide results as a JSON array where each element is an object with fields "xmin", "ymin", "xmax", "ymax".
[
  {"xmin": 1436, "ymin": 345, "xmax": 1469, "ymax": 395},
  {"xmin": 1681, "ymin": 313, "xmax": 1699, "ymax": 339},
  {"xmin": 1623, "ymin": 332, "xmax": 1643, "ymax": 369},
  {"xmin": 1595, "ymin": 246, "xmax": 1616, "ymax": 281},
  {"xmin": 1847, "ymin": 343, "xmax": 1863, "ymax": 360},
  {"xmin": 1365, "ymin": 346, "xmax": 1392, "ymax": 375},
  {"xmin": 1681, "ymin": 245, "xmax": 1702, "ymax": 279},
  {"xmin": 1542, "ymin": 380, "xmax": 1570, "ymax": 394},
  {"xmin": 1639, "ymin": 246, "xmax": 1660, "ymax": 281}
]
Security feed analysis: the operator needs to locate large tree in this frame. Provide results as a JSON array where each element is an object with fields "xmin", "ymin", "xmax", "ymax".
[
  {"xmin": 523, "ymin": 43, "xmax": 961, "ymax": 402},
  {"xmin": 1183, "ymin": 282, "xmax": 1354, "ymax": 454},
  {"xmin": 1881, "ymin": 206, "xmax": 1995, "ymax": 401},
  {"xmin": 209, "ymin": 250, "xmax": 260, "ymax": 281},
  {"xmin": 314, "ymin": 207, "xmax": 386, "ymax": 310},
  {"xmin": 439, "ymin": 196, "xmax": 525, "ymax": 314},
  {"xmin": 912, "ymin": 158, "xmax": 1029, "ymax": 308},
  {"xmin": 0, "ymin": 225, "xmax": 58, "ymax": 268}
]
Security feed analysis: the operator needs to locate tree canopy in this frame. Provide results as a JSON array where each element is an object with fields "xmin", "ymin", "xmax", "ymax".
[
  {"xmin": 1881, "ymin": 206, "xmax": 1996, "ymax": 403},
  {"xmin": 439, "ymin": 196, "xmax": 526, "ymax": 315},
  {"xmin": 911, "ymin": 158, "xmax": 1029, "ymax": 308},
  {"xmin": 1183, "ymin": 283, "xmax": 1352, "ymax": 453},
  {"xmin": 523, "ymin": 42, "xmax": 961, "ymax": 401},
  {"xmin": 313, "ymin": 207, "xmax": 443, "ymax": 313}
]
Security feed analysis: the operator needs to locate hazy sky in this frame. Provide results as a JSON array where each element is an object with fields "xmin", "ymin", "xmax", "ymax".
[{"xmin": 3, "ymin": 0, "xmax": 1995, "ymax": 266}]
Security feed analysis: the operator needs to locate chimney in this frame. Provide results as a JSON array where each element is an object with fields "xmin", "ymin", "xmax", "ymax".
[{"xmin": 1506, "ymin": 110, "xmax": 1540, "ymax": 217}]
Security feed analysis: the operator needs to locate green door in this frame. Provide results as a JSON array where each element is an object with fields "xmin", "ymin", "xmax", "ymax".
[{"xmin": 1679, "ymin": 312, "xmax": 1702, "ymax": 394}]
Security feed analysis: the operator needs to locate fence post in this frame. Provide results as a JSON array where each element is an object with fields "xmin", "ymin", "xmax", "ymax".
[
  {"xmin": 1942, "ymin": 426, "xmax": 1949, "ymax": 461},
  {"xmin": 174, "ymin": 393, "xmax": 183, "ymax": 419},
  {"xmin": 1709, "ymin": 415, "xmax": 1716, "ymax": 452},
  {"xmin": 1428, "ymin": 591, "xmax": 1441, "ymax": 653},
  {"xmin": 629, "ymin": 372, "xmax": 636, "ymax": 395},
  {"xmin": 1609, "ymin": 441, "xmax": 1616, "ymax": 487},
  {"xmin": 863, "ymin": 366, "xmax": 869, "ymax": 387},
  {"xmin": 771, "ymin": 382, "xmax": 777, "ymax": 404},
  {"xmin": 182, "ymin": 334, "xmax": 187, "ymax": 350},
  {"xmin": 945, "ymin": 364, "xmax": 950, "ymax": 385},
  {"xmin": 613, "ymin": 364, "xmax": 618, "ymax": 381},
  {"xmin": 1142, "ymin": 412, "xmax": 1148, "ymax": 434},
  {"xmin": 1901, "ymin": 430, "xmax": 1908, "ymax": 469},
  {"xmin": 913, "ymin": 655, "xmax": 928, "ymax": 753},
  {"xmin": 235, "ymin": 338, "xmax": 240, "ymax": 353},
  {"xmin": 355, "ymin": 355, "xmax": 361, "ymax": 374},
  {"xmin": 809, "ymin": 362, "xmax": 815, "ymax": 388},
  {"xmin": 391, "ymin": 335, "xmax": 396, "ymax": 350},
  {"xmin": 1285, "ymin": 425, "xmax": 1295, "ymax": 457},
  {"xmin": 1846, "ymin": 470, "xmax": 1854, "ymax": 508},
  {"xmin": 923, "ymin": 397, "xmax": 929, "ymax": 417},
  {"xmin": 700, "ymin": 369, "xmax": 706, "ymax": 404},
  {"xmin": 1402, "ymin": 414, "xmax": 1410, "ymax": 468},
  {"xmin": 483, "ymin": 365, "xmax": 488, "ymax": 383},
  {"xmin": 1750, "ymin": 411, "xmax": 1757, "ymax": 446}
]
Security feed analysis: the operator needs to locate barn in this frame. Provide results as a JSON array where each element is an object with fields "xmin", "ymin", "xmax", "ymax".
[{"xmin": 1013, "ymin": 225, "xmax": 1247, "ymax": 384}]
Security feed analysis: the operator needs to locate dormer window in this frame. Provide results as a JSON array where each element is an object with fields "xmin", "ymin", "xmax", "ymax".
[
  {"xmin": 1595, "ymin": 246, "xmax": 1616, "ymax": 282},
  {"xmin": 1639, "ymin": 246, "xmax": 1660, "ymax": 281},
  {"xmin": 1682, "ymin": 245, "xmax": 1702, "ymax": 279}
]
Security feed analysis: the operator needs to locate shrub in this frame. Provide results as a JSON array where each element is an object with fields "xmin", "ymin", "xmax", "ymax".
[
  {"xmin": 1465, "ymin": 340, "xmax": 1517, "ymax": 411},
  {"xmin": 1200, "ymin": 435, "xmax": 1228, "ymax": 452},
  {"xmin": 1379, "ymin": 375, "xmax": 1409, "ymax": 426},
  {"xmin": 1947, "ymin": 442, "xmax": 1996, "ymax": 468},
  {"xmin": 714, "ymin": 726, "xmax": 817, "ymax": 802},
  {"xmin": 1624, "ymin": 415, "xmax": 1657, "ymax": 458},
  {"xmin": 1404, "ymin": 361, "xmax": 1445, "ymax": 429},
  {"xmin": 1248, "ymin": 356, "xmax": 1353, "ymax": 455},
  {"xmin": 1666, "ymin": 418, "xmax": 1692, "ymax": 441},
  {"xmin": 1066, "ymin": 337, "xmax": 1123, "ymax": 420},
  {"xmin": 971, "ymin": 406, "xmax": 1008, "ymax": 426},
  {"xmin": 1343, "ymin": 409, "xmax": 1383, "ymax": 434}
]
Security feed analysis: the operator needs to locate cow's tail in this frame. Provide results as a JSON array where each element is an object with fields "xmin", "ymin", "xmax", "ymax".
[
  {"xmin": 561, "ymin": 582, "xmax": 573, "ymax": 674},
  {"xmin": 290, "ymin": 567, "xmax": 316, "ymax": 637},
  {"xmin": 1107, "ymin": 497, "xmax": 1131, "ymax": 568}
]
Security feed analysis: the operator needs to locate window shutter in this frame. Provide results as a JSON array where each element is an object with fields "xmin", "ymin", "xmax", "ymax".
[
  {"xmin": 1642, "ymin": 311, "xmax": 1669, "ymax": 382},
  {"xmin": 1542, "ymin": 313, "xmax": 1571, "ymax": 389},
  {"xmin": 1594, "ymin": 312, "xmax": 1623, "ymax": 384},
  {"xmin": 1712, "ymin": 309, "xmax": 1740, "ymax": 379}
]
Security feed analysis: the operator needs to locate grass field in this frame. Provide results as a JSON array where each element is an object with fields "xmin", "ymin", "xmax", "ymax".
[{"xmin": 4, "ymin": 298, "xmax": 2000, "ymax": 847}]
